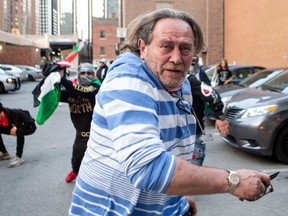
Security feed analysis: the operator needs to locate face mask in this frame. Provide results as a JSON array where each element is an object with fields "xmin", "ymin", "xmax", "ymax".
[{"xmin": 78, "ymin": 74, "xmax": 94, "ymax": 87}]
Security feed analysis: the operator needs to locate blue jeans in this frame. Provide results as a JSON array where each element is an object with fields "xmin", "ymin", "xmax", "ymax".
[{"xmin": 191, "ymin": 134, "xmax": 206, "ymax": 166}]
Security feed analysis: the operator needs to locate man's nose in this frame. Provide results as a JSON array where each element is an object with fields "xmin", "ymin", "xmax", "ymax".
[{"xmin": 169, "ymin": 49, "xmax": 182, "ymax": 64}]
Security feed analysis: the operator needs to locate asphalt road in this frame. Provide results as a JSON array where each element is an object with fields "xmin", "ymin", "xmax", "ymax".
[{"xmin": 0, "ymin": 81, "xmax": 287, "ymax": 216}]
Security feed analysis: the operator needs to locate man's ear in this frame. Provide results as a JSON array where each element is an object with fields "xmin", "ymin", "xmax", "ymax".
[{"xmin": 138, "ymin": 39, "xmax": 146, "ymax": 60}]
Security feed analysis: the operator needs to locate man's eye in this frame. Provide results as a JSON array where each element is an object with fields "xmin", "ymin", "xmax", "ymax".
[
  {"xmin": 181, "ymin": 47, "xmax": 193, "ymax": 55},
  {"xmin": 181, "ymin": 46, "xmax": 191, "ymax": 51},
  {"xmin": 162, "ymin": 44, "xmax": 172, "ymax": 49}
]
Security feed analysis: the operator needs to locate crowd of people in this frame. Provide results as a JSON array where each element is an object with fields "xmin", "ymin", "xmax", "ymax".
[{"xmin": 0, "ymin": 8, "xmax": 272, "ymax": 216}]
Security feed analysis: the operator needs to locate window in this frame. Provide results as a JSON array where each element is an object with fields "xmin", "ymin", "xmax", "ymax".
[
  {"xmin": 233, "ymin": 69, "xmax": 251, "ymax": 79},
  {"xmin": 100, "ymin": 47, "xmax": 105, "ymax": 55},
  {"xmin": 100, "ymin": 30, "xmax": 105, "ymax": 39}
]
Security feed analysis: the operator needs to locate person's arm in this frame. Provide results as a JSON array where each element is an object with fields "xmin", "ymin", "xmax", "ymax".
[
  {"xmin": 165, "ymin": 157, "xmax": 270, "ymax": 201},
  {"xmin": 199, "ymin": 68, "xmax": 211, "ymax": 86},
  {"xmin": 59, "ymin": 72, "xmax": 100, "ymax": 98},
  {"xmin": 188, "ymin": 75, "xmax": 228, "ymax": 134},
  {"xmin": 213, "ymin": 64, "xmax": 220, "ymax": 77},
  {"xmin": 103, "ymin": 70, "xmax": 270, "ymax": 202},
  {"xmin": 224, "ymin": 70, "xmax": 233, "ymax": 85},
  {"xmin": 188, "ymin": 75, "xmax": 222, "ymax": 107},
  {"xmin": 11, "ymin": 109, "xmax": 35, "ymax": 135},
  {"xmin": 224, "ymin": 77, "xmax": 233, "ymax": 85}
]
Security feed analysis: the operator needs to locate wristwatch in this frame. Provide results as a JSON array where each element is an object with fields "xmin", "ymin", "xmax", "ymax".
[{"xmin": 227, "ymin": 170, "xmax": 240, "ymax": 193}]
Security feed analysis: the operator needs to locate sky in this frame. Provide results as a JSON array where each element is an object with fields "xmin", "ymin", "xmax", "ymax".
[{"xmin": 61, "ymin": 0, "xmax": 104, "ymax": 40}]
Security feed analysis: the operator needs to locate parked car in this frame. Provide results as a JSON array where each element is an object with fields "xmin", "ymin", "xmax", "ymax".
[
  {"xmin": 0, "ymin": 64, "xmax": 28, "ymax": 81},
  {"xmin": 16, "ymin": 65, "xmax": 44, "ymax": 81},
  {"xmin": 223, "ymin": 68, "xmax": 288, "ymax": 164},
  {"xmin": 216, "ymin": 67, "xmax": 288, "ymax": 107},
  {"xmin": 0, "ymin": 68, "xmax": 21, "ymax": 93},
  {"xmin": 205, "ymin": 65, "xmax": 266, "ymax": 85}
]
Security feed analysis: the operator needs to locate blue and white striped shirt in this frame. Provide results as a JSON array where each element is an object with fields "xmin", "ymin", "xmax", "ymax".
[{"xmin": 69, "ymin": 52, "xmax": 196, "ymax": 216}]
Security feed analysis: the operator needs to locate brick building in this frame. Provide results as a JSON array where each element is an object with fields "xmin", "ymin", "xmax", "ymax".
[
  {"xmin": 92, "ymin": 14, "xmax": 118, "ymax": 65},
  {"xmin": 95, "ymin": 0, "xmax": 288, "ymax": 68},
  {"xmin": 119, "ymin": 0, "xmax": 224, "ymax": 65},
  {"xmin": 224, "ymin": 0, "xmax": 288, "ymax": 68},
  {"xmin": 1, "ymin": 0, "xmax": 288, "ymax": 68}
]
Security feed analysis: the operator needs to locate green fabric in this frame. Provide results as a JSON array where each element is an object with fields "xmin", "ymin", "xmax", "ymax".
[
  {"xmin": 91, "ymin": 78, "xmax": 102, "ymax": 86},
  {"xmin": 36, "ymin": 84, "xmax": 60, "ymax": 125}
]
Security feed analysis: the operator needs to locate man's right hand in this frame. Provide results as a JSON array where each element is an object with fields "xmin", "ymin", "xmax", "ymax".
[{"xmin": 231, "ymin": 169, "xmax": 270, "ymax": 200}]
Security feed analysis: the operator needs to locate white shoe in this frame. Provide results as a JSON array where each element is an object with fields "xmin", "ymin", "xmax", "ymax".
[{"xmin": 8, "ymin": 156, "xmax": 24, "ymax": 168}]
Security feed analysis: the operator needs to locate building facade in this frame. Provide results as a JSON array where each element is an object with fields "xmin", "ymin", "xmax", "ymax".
[
  {"xmin": 104, "ymin": 0, "xmax": 118, "ymax": 19},
  {"xmin": 92, "ymin": 13, "xmax": 118, "ymax": 64},
  {"xmin": 0, "ymin": 0, "xmax": 36, "ymax": 35},
  {"xmin": 1, "ymin": 0, "xmax": 288, "ymax": 68},
  {"xmin": 224, "ymin": 0, "xmax": 288, "ymax": 68},
  {"xmin": 119, "ymin": 0, "xmax": 224, "ymax": 65}
]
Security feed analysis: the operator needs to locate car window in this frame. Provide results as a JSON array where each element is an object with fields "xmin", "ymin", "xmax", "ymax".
[
  {"xmin": 240, "ymin": 69, "xmax": 283, "ymax": 87},
  {"xmin": 0, "ymin": 66, "xmax": 11, "ymax": 71},
  {"xmin": 253, "ymin": 67, "xmax": 265, "ymax": 73},
  {"xmin": 232, "ymin": 68, "xmax": 251, "ymax": 79},
  {"xmin": 263, "ymin": 69, "xmax": 288, "ymax": 91}
]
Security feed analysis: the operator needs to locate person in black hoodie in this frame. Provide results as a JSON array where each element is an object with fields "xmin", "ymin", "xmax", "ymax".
[
  {"xmin": 0, "ymin": 103, "xmax": 36, "ymax": 167},
  {"xmin": 58, "ymin": 63, "xmax": 101, "ymax": 183},
  {"xmin": 188, "ymin": 56, "xmax": 229, "ymax": 166},
  {"xmin": 96, "ymin": 58, "xmax": 109, "ymax": 83}
]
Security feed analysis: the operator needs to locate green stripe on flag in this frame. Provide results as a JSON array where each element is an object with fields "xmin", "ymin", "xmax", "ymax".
[{"xmin": 36, "ymin": 83, "xmax": 60, "ymax": 125}]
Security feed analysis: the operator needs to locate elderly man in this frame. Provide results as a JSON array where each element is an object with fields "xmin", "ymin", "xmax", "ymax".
[{"xmin": 68, "ymin": 8, "xmax": 270, "ymax": 216}]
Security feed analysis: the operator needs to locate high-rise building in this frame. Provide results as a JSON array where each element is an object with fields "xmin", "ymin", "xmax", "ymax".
[
  {"xmin": 104, "ymin": 0, "xmax": 118, "ymax": 19},
  {"xmin": 0, "ymin": 0, "xmax": 12, "ymax": 32},
  {"xmin": 39, "ymin": 0, "xmax": 59, "ymax": 35},
  {"xmin": 0, "ymin": 0, "xmax": 35, "ymax": 35},
  {"xmin": 60, "ymin": 12, "xmax": 73, "ymax": 35}
]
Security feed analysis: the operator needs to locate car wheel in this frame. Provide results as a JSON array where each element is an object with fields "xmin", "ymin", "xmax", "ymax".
[
  {"xmin": 274, "ymin": 127, "xmax": 288, "ymax": 164},
  {"xmin": 0, "ymin": 82, "xmax": 6, "ymax": 93},
  {"xmin": 27, "ymin": 75, "xmax": 35, "ymax": 81}
]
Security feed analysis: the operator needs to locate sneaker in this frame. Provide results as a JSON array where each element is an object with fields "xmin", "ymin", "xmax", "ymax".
[
  {"xmin": 65, "ymin": 170, "xmax": 77, "ymax": 183},
  {"xmin": 8, "ymin": 156, "xmax": 24, "ymax": 168},
  {"xmin": 0, "ymin": 152, "xmax": 10, "ymax": 160}
]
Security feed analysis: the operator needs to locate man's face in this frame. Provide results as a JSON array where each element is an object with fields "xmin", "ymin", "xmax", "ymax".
[
  {"xmin": 99, "ymin": 62, "xmax": 105, "ymax": 68},
  {"xmin": 139, "ymin": 18, "xmax": 195, "ymax": 90}
]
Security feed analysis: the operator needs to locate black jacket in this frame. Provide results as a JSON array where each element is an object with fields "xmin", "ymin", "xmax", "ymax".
[
  {"xmin": 1, "ymin": 108, "xmax": 36, "ymax": 130},
  {"xmin": 60, "ymin": 77, "xmax": 100, "ymax": 135},
  {"xmin": 188, "ymin": 74, "xmax": 224, "ymax": 133},
  {"xmin": 96, "ymin": 64, "xmax": 108, "ymax": 83}
]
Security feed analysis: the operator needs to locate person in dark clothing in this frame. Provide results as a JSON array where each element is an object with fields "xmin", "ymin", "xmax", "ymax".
[
  {"xmin": 0, "ymin": 103, "xmax": 36, "ymax": 167},
  {"xmin": 96, "ymin": 58, "xmax": 108, "ymax": 83},
  {"xmin": 58, "ymin": 63, "xmax": 101, "ymax": 183},
  {"xmin": 188, "ymin": 56, "xmax": 229, "ymax": 166},
  {"xmin": 213, "ymin": 59, "xmax": 233, "ymax": 86}
]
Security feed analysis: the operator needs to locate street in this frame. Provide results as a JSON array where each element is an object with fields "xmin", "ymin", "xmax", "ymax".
[{"xmin": 0, "ymin": 81, "xmax": 287, "ymax": 216}]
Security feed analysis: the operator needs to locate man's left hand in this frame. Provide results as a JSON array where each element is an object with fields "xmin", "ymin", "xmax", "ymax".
[{"xmin": 215, "ymin": 119, "xmax": 229, "ymax": 137}]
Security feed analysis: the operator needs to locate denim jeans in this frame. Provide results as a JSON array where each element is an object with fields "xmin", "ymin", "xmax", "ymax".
[{"xmin": 191, "ymin": 134, "xmax": 206, "ymax": 166}]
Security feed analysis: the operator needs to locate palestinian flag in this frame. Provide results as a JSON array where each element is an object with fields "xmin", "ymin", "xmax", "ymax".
[
  {"xmin": 57, "ymin": 40, "xmax": 86, "ymax": 66},
  {"xmin": 36, "ymin": 72, "xmax": 61, "ymax": 125}
]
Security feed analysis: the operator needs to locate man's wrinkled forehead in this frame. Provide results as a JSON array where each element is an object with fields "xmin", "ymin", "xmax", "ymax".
[{"xmin": 152, "ymin": 18, "xmax": 194, "ymax": 43}]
